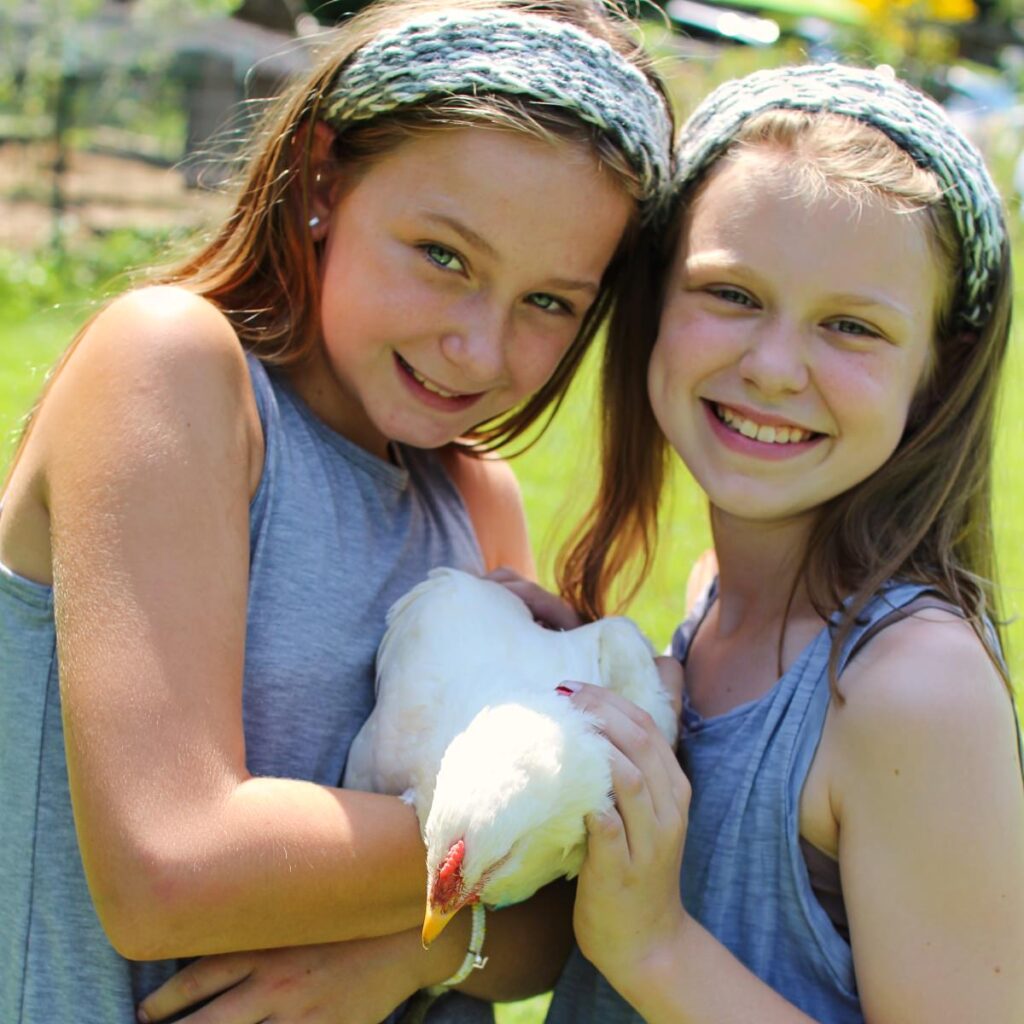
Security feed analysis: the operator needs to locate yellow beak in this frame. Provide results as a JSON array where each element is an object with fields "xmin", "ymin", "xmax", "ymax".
[{"xmin": 421, "ymin": 901, "xmax": 462, "ymax": 948}]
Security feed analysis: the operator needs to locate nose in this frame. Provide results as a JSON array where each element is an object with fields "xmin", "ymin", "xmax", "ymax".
[
  {"xmin": 738, "ymin": 317, "xmax": 809, "ymax": 396},
  {"xmin": 439, "ymin": 299, "xmax": 507, "ymax": 385}
]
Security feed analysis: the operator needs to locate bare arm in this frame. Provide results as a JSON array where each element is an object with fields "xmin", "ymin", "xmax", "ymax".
[
  {"xmin": 30, "ymin": 288, "xmax": 428, "ymax": 960},
  {"xmin": 564, "ymin": 616, "xmax": 1024, "ymax": 1024},
  {"xmin": 136, "ymin": 432, "xmax": 573, "ymax": 1020},
  {"xmin": 832, "ymin": 614, "xmax": 1024, "ymax": 1023},
  {"xmin": 138, "ymin": 880, "xmax": 575, "ymax": 1023}
]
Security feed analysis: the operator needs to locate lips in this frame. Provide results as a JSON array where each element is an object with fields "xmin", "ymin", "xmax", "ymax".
[
  {"xmin": 711, "ymin": 402, "xmax": 819, "ymax": 445},
  {"xmin": 394, "ymin": 353, "xmax": 485, "ymax": 414}
]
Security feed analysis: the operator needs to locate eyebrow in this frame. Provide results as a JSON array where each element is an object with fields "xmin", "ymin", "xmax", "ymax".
[
  {"xmin": 422, "ymin": 212, "xmax": 600, "ymax": 297},
  {"xmin": 424, "ymin": 212, "xmax": 497, "ymax": 259},
  {"xmin": 826, "ymin": 293, "xmax": 915, "ymax": 321}
]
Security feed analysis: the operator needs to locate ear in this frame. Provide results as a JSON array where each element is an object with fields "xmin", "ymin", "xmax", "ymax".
[{"xmin": 296, "ymin": 119, "xmax": 338, "ymax": 241}]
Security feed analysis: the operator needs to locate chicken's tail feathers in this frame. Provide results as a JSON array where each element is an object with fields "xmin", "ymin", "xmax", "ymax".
[{"xmin": 596, "ymin": 617, "xmax": 678, "ymax": 743}]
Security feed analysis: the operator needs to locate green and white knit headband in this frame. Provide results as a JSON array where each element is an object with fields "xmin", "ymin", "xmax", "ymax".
[
  {"xmin": 675, "ymin": 63, "xmax": 1006, "ymax": 329},
  {"xmin": 323, "ymin": 9, "xmax": 672, "ymax": 205}
]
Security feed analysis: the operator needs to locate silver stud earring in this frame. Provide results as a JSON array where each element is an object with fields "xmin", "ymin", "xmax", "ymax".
[{"xmin": 309, "ymin": 215, "xmax": 321, "ymax": 229}]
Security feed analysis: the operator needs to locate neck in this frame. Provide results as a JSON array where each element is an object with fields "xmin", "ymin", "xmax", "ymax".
[{"xmin": 708, "ymin": 507, "xmax": 817, "ymax": 634}]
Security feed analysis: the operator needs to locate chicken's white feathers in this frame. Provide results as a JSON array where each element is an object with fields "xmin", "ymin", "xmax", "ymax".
[{"xmin": 343, "ymin": 567, "xmax": 677, "ymax": 909}]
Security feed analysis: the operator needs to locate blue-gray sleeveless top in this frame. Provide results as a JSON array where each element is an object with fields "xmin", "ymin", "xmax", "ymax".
[
  {"xmin": 0, "ymin": 353, "xmax": 489, "ymax": 1024},
  {"xmin": 545, "ymin": 581, "xmax": 942, "ymax": 1024}
]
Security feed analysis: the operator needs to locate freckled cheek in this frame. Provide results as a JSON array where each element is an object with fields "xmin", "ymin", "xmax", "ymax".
[
  {"xmin": 816, "ymin": 358, "xmax": 912, "ymax": 445},
  {"xmin": 651, "ymin": 318, "xmax": 732, "ymax": 394},
  {"xmin": 507, "ymin": 330, "xmax": 575, "ymax": 396}
]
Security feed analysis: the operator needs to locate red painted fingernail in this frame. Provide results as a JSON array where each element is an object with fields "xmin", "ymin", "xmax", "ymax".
[{"xmin": 556, "ymin": 681, "xmax": 581, "ymax": 696}]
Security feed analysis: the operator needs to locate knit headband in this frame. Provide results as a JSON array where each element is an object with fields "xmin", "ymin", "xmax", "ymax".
[
  {"xmin": 322, "ymin": 9, "xmax": 672, "ymax": 204},
  {"xmin": 675, "ymin": 63, "xmax": 1006, "ymax": 329}
]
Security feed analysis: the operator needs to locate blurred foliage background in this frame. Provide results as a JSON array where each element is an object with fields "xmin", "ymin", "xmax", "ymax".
[{"xmin": 0, "ymin": 3, "xmax": 1021, "ymax": 1016}]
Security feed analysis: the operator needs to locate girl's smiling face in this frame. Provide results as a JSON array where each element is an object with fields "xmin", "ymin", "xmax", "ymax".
[
  {"xmin": 294, "ymin": 126, "xmax": 634, "ymax": 458},
  {"xmin": 650, "ymin": 149, "xmax": 943, "ymax": 528}
]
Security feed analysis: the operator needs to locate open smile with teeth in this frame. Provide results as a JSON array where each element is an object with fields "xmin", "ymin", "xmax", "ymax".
[
  {"xmin": 398, "ymin": 354, "xmax": 472, "ymax": 400},
  {"xmin": 713, "ymin": 402, "xmax": 817, "ymax": 445}
]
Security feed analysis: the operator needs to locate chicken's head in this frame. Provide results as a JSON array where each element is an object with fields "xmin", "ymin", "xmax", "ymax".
[
  {"xmin": 420, "ymin": 695, "xmax": 611, "ymax": 946},
  {"xmin": 422, "ymin": 837, "xmax": 482, "ymax": 946}
]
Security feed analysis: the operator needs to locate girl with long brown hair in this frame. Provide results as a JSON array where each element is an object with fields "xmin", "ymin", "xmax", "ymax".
[
  {"xmin": 506, "ymin": 63, "xmax": 1023, "ymax": 1023},
  {"xmin": 0, "ymin": 2, "xmax": 674, "ymax": 1021}
]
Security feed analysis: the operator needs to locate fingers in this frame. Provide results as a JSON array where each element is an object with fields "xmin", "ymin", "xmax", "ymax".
[
  {"xmin": 486, "ymin": 567, "xmax": 583, "ymax": 630},
  {"xmin": 148, "ymin": 981, "xmax": 258, "ymax": 1024},
  {"xmin": 583, "ymin": 805, "xmax": 630, "ymax": 876},
  {"xmin": 138, "ymin": 954, "xmax": 253, "ymax": 1023},
  {"xmin": 562, "ymin": 682, "xmax": 690, "ymax": 824}
]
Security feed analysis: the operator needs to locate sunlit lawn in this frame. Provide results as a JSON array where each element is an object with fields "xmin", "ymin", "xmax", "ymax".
[{"xmin": 0, "ymin": 229, "xmax": 1020, "ymax": 1024}]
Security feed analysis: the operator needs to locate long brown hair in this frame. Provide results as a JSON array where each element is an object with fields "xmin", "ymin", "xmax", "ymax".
[
  {"xmin": 4, "ymin": 0, "xmax": 672, "ymax": 485},
  {"xmin": 560, "ymin": 109, "xmax": 1013, "ymax": 685}
]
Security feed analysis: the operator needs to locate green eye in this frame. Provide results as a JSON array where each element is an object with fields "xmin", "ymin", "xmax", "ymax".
[
  {"xmin": 527, "ymin": 293, "xmax": 569, "ymax": 315},
  {"xmin": 424, "ymin": 245, "xmax": 464, "ymax": 273}
]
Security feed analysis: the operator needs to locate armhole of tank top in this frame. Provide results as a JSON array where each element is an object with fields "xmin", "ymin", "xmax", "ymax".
[
  {"xmin": 795, "ymin": 591, "xmax": 964, "ymax": 966},
  {"xmin": 243, "ymin": 353, "xmax": 275, "ymax": 525}
]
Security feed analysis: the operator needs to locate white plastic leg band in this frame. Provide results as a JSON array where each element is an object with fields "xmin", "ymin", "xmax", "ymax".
[{"xmin": 428, "ymin": 903, "xmax": 488, "ymax": 993}]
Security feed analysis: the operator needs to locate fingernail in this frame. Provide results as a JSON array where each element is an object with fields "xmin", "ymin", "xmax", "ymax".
[
  {"xmin": 555, "ymin": 681, "xmax": 581, "ymax": 696},
  {"xmin": 137, "ymin": 1010, "xmax": 151, "ymax": 1024}
]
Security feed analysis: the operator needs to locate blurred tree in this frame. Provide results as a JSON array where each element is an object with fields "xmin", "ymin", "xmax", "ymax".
[{"xmin": 0, "ymin": 0, "xmax": 246, "ymax": 248}]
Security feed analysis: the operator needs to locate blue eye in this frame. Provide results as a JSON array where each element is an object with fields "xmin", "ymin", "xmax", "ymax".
[
  {"xmin": 423, "ymin": 245, "xmax": 465, "ymax": 273},
  {"xmin": 527, "ymin": 293, "xmax": 570, "ymax": 315},
  {"xmin": 709, "ymin": 286, "xmax": 757, "ymax": 308},
  {"xmin": 829, "ymin": 318, "xmax": 881, "ymax": 339}
]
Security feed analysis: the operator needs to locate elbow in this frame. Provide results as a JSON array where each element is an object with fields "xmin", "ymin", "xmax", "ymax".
[
  {"xmin": 85, "ymin": 837, "xmax": 215, "ymax": 961},
  {"xmin": 96, "ymin": 898, "xmax": 172, "ymax": 962}
]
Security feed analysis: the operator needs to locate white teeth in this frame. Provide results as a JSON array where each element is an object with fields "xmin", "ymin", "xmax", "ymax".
[
  {"xmin": 714, "ymin": 404, "xmax": 811, "ymax": 445},
  {"xmin": 409, "ymin": 365, "xmax": 460, "ymax": 398}
]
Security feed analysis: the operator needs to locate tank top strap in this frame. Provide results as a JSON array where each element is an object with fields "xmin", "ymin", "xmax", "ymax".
[
  {"xmin": 832, "ymin": 580, "xmax": 942, "ymax": 675},
  {"xmin": 671, "ymin": 577, "xmax": 717, "ymax": 664}
]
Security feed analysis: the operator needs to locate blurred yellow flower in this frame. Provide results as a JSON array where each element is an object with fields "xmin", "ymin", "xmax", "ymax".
[
  {"xmin": 929, "ymin": 0, "xmax": 975, "ymax": 20},
  {"xmin": 854, "ymin": 0, "xmax": 976, "ymax": 20}
]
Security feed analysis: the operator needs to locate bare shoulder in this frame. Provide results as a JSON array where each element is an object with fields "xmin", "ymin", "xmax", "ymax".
[
  {"xmin": 1, "ymin": 288, "xmax": 263, "ymax": 582},
  {"xmin": 684, "ymin": 548, "xmax": 717, "ymax": 614},
  {"xmin": 830, "ymin": 609, "xmax": 1024, "ymax": 1023},
  {"xmin": 39, "ymin": 286, "xmax": 262, "ymax": 489},
  {"xmin": 833, "ymin": 608, "xmax": 1019, "ymax": 785},
  {"xmin": 440, "ymin": 448, "xmax": 534, "ymax": 577},
  {"xmin": 75, "ymin": 285, "xmax": 250, "ymax": 388}
]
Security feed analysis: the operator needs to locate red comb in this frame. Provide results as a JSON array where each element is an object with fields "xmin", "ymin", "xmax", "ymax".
[
  {"xmin": 431, "ymin": 839, "xmax": 466, "ymax": 909},
  {"xmin": 438, "ymin": 839, "xmax": 465, "ymax": 880}
]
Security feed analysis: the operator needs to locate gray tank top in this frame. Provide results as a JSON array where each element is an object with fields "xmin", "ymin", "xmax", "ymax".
[
  {"xmin": 0, "ymin": 353, "xmax": 489, "ymax": 1023},
  {"xmin": 544, "ymin": 580, "xmax": 1008, "ymax": 1024}
]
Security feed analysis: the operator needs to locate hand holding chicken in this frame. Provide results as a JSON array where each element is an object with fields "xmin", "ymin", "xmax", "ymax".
[{"xmin": 342, "ymin": 568, "xmax": 678, "ymax": 945}]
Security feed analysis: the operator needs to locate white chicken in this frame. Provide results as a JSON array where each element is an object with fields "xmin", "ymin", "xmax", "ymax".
[{"xmin": 343, "ymin": 567, "xmax": 678, "ymax": 945}]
